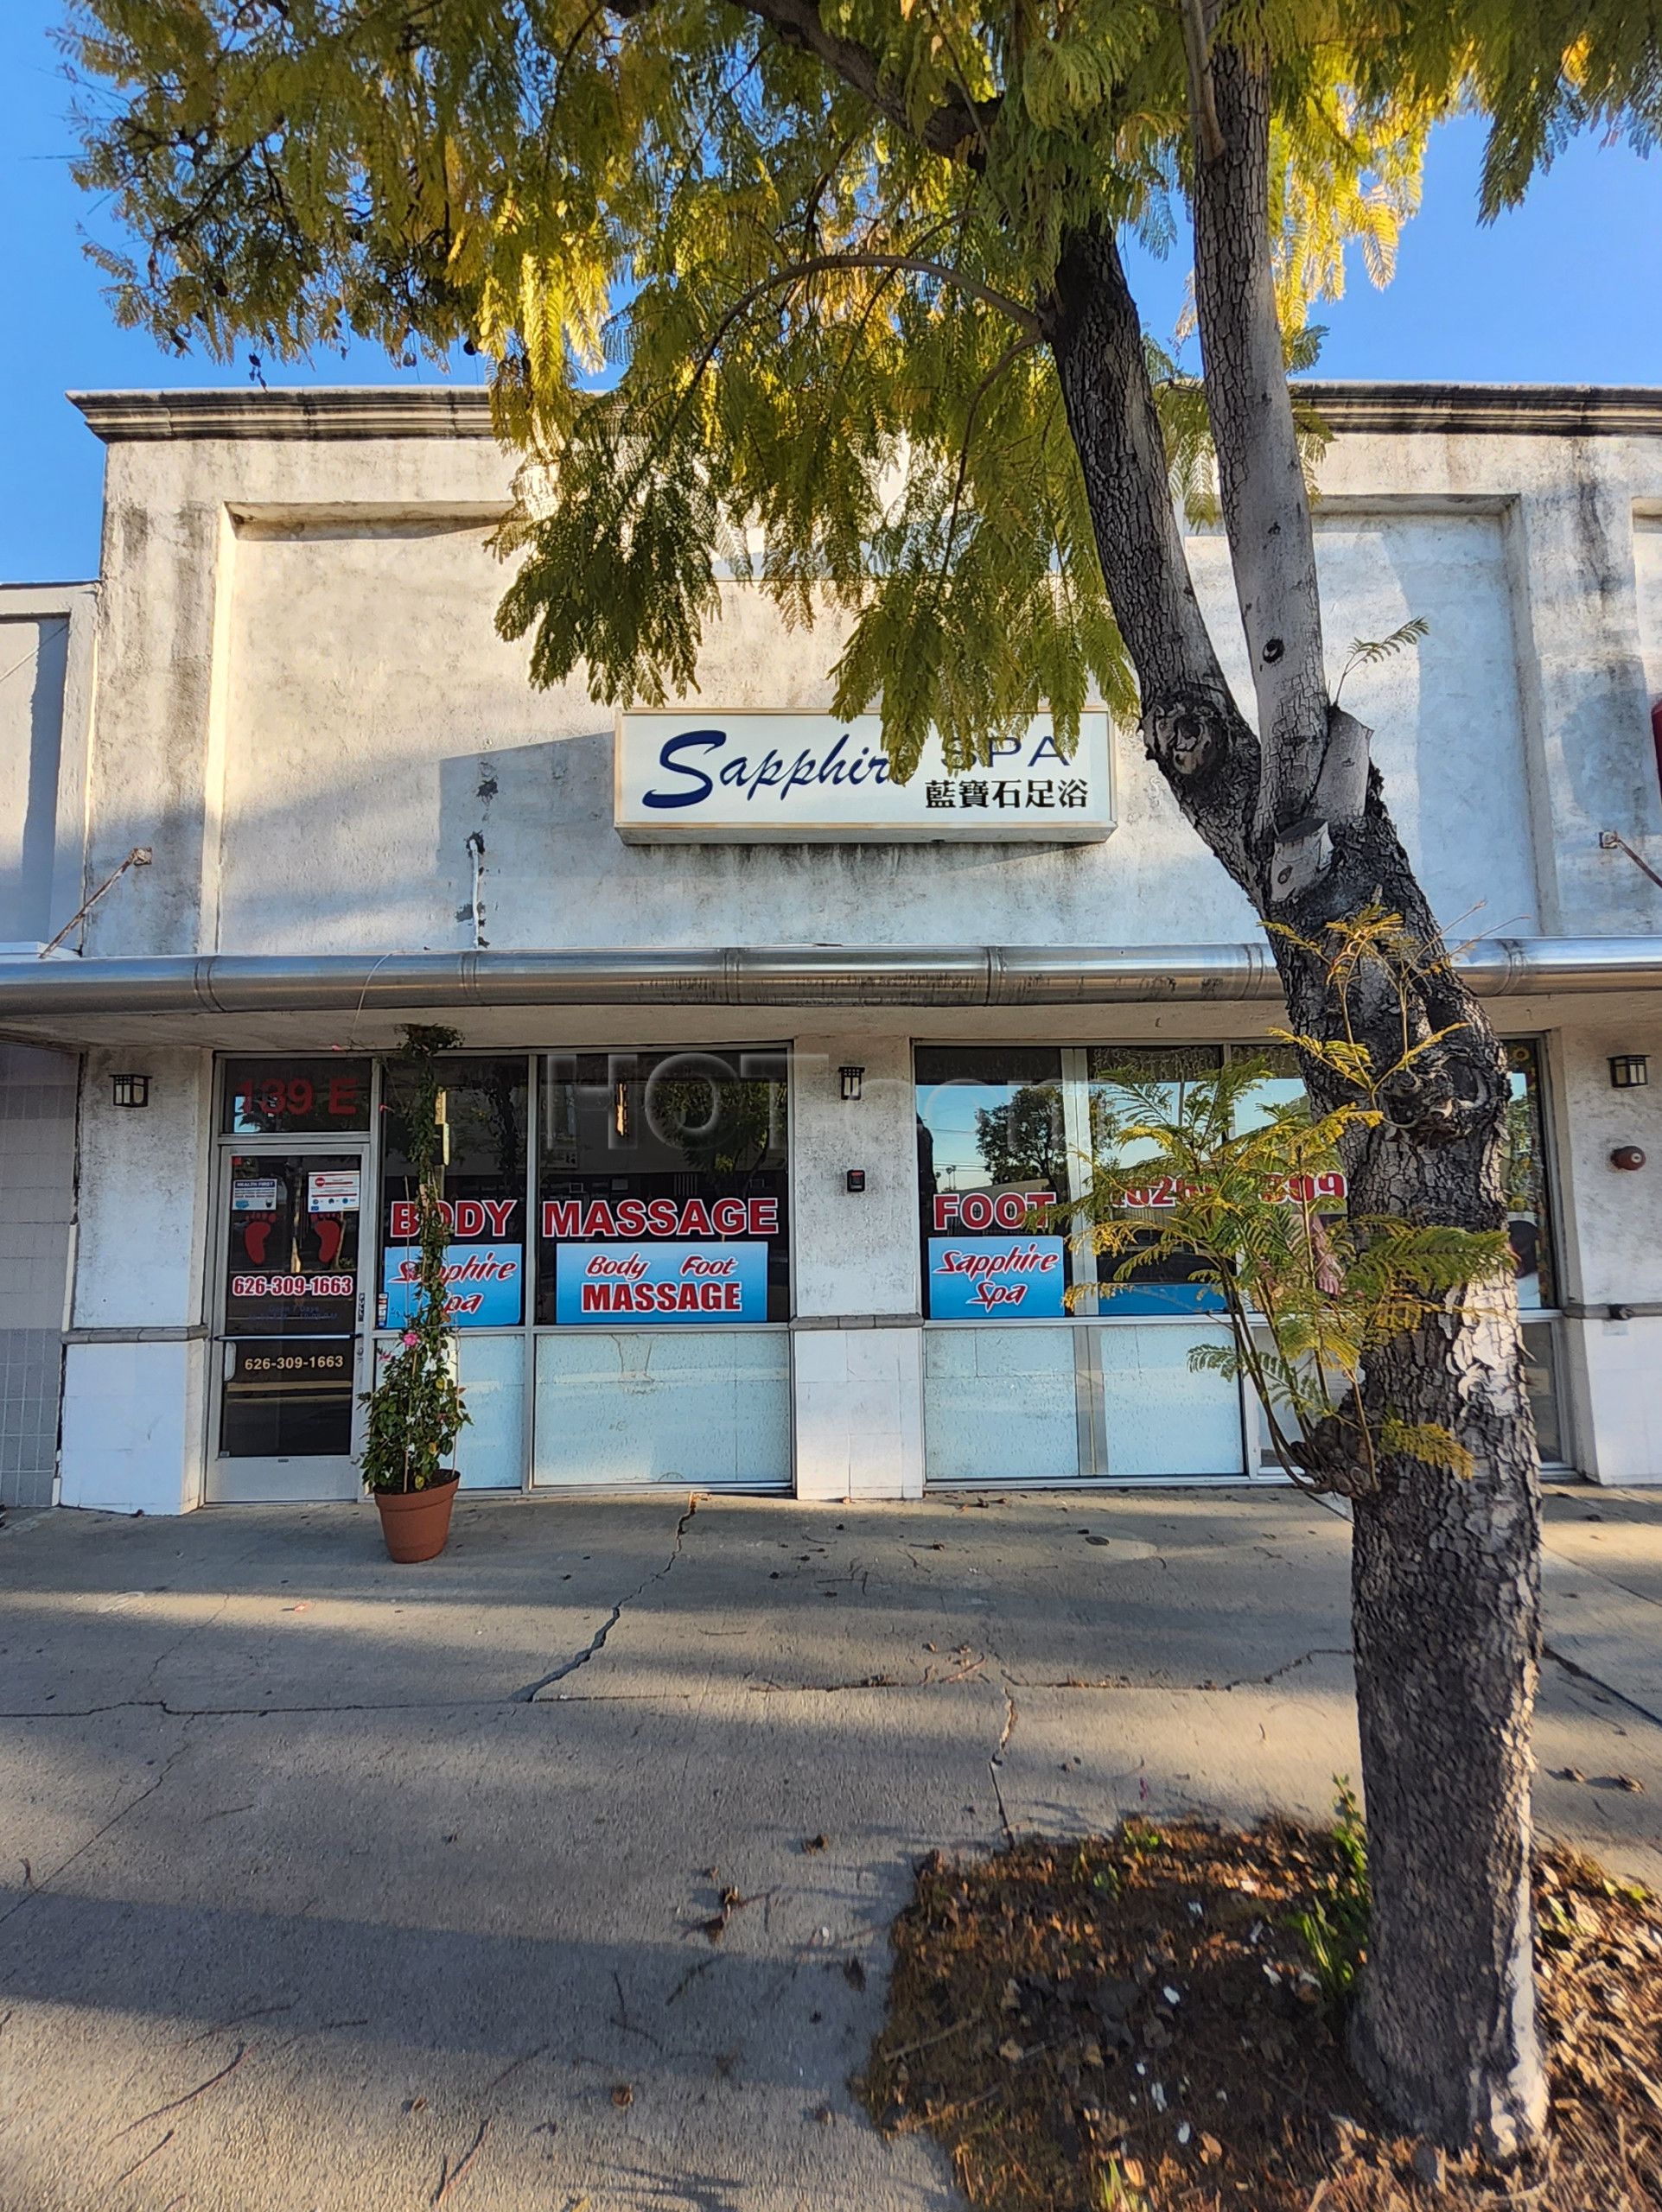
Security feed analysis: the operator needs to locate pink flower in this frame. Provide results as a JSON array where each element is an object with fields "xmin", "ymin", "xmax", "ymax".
[{"xmin": 401, "ymin": 1330, "xmax": 419, "ymax": 1347}]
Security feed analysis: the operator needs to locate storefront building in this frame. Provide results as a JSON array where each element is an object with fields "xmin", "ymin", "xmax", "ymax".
[{"xmin": 3, "ymin": 382, "xmax": 1662, "ymax": 1511}]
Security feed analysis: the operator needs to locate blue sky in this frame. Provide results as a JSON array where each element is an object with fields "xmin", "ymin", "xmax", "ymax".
[{"xmin": 3, "ymin": 0, "xmax": 1659, "ymax": 583}]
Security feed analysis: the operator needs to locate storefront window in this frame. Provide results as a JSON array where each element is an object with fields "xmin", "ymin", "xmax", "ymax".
[
  {"xmin": 1504, "ymin": 1043, "xmax": 1556, "ymax": 1311},
  {"xmin": 379, "ymin": 1056, "xmax": 529, "ymax": 1328},
  {"xmin": 535, "ymin": 1048, "xmax": 789, "ymax": 1324},
  {"xmin": 914, "ymin": 1047, "xmax": 1068, "ymax": 1319},
  {"xmin": 1086, "ymin": 1045, "xmax": 1226, "ymax": 1315},
  {"xmin": 223, "ymin": 1056, "xmax": 372, "ymax": 1135}
]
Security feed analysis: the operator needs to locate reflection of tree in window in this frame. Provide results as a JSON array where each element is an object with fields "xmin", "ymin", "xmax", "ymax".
[
  {"xmin": 385, "ymin": 1063, "xmax": 525, "ymax": 1185},
  {"xmin": 1087, "ymin": 1048, "xmax": 1224, "ymax": 1304},
  {"xmin": 647, "ymin": 1065, "xmax": 786, "ymax": 1178},
  {"xmin": 1502, "ymin": 1043, "xmax": 1555, "ymax": 1308},
  {"xmin": 973, "ymin": 1085, "xmax": 1064, "ymax": 1187},
  {"xmin": 1088, "ymin": 1046, "xmax": 1223, "ymax": 1159}
]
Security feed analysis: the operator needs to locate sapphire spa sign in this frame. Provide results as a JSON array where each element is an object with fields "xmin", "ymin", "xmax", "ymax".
[{"xmin": 614, "ymin": 709, "xmax": 1114, "ymax": 842}]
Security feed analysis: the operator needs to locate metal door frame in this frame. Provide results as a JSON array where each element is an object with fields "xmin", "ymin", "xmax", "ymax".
[{"xmin": 206, "ymin": 1131, "xmax": 373, "ymax": 1503}]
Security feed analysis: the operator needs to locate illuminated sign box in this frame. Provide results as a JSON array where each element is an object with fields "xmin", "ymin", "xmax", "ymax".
[{"xmin": 614, "ymin": 709, "xmax": 1115, "ymax": 843}]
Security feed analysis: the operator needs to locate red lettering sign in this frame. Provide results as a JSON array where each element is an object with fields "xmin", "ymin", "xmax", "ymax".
[
  {"xmin": 389, "ymin": 1196, "xmax": 519, "ymax": 1239},
  {"xmin": 579, "ymin": 1280, "xmax": 744, "ymax": 1313},
  {"xmin": 932, "ymin": 1190, "xmax": 1055, "ymax": 1233},
  {"xmin": 542, "ymin": 1196, "xmax": 780, "ymax": 1241}
]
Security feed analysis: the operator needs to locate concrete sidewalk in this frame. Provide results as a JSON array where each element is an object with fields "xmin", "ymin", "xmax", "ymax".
[{"xmin": 1, "ymin": 1486, "xmax": 1658, "ymax": 2212}]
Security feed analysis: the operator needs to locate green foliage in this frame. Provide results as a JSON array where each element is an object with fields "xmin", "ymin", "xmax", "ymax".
[
  {"xmin": 62, "ymin": 0, "xmax": 1595, "ymax": 775},
  {"xmin": 1350, "ymin": 6, "xmax": 1662, "ymax": 219},
  {"xmin": 359, "ymin": 1025, "xmax": 469, "ymax": 1495},
  {"xmin": 1061, "ymin": 914, "xmax": 1512, "ymax": 1493},
  {"xmin": 975, "ymin": 1086, "xmax": 1067, "ymax": 1188},
  {"xmin": 1331, "ymin": 613, "xmax": 1429, "ymax": 704},
  {"xmin": 1287, "ymin": 1780, "xmax": 1371, "ymax": 2012},
  {"xmin": 1095, "ymin": 2159, "xmax": 1152, "ymax": 2212}
]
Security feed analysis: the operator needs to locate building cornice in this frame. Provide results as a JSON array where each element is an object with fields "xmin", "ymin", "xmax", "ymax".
[
  {"xmin": 1298, "ymin": 382, "xmax": 1662, "ymax": 437},
  {"xmin": 70, "ymin": 386, "xmax": 500, "ymax": 442},
  {"xmin": 69, "ymin": 380, "xmax": 1662, "ymax": 444}
]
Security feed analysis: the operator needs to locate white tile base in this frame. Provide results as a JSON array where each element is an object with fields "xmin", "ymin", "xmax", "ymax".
[
  {"xmin": 60, "ymin": 1339, "xmax": 207, "ymax": 1514},
  {"xmin": 793, "ymin": 1326, "xmax": 924, "ymax": 1501}
]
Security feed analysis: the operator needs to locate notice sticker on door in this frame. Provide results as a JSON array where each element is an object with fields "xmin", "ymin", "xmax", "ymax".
[
  {"xmin": 308, "ymin": 1169, "xmax": 360, "ymax": 1214},
  {"xmin": 232, "ymin": 1179, "xmax": 281, "ymax": 1212}
]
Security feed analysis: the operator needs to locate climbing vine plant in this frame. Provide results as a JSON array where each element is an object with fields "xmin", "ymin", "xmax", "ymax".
[{"xmin": 359, "ymin": 1025, "xmax": 470, "ymax": 1494}]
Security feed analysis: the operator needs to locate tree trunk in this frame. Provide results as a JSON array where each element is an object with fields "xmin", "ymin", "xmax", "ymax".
[
  {"xmin": 1349, "ymin": 1250, "xmax": 1545, "ymax": 2156},
  {"xmin": 1187, "ymin": 29, "xmax": 1331, "ymax": 856},
  {"xmin": 1045, "ymin": 192, "xmax": 1549, "ymax": 2155}
]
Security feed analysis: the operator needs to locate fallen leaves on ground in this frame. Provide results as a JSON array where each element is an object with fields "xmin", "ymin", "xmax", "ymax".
[{"xmin": 860, "ymin": 1818, "xmax": 1660, "ymax": 2210}]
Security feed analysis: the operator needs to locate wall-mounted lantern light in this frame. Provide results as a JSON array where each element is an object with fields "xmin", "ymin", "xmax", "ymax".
[
  {"xmin": 839, "ymin": 1065, "xmax": 864, "ymax": 1103},
  {"xmin": 111, "ymin": 1073, "xmax": 150, "ymax": 1109},
  {"xmin": 1609, "ymin": 1054, "xmax": 1650, "ymax": 1090}
]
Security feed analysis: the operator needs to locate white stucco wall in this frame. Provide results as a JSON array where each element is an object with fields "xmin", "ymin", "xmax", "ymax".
[
  {"xmin": 74, "ymin": 404, "xmax": 1662, "ymax": 971},
  {"xmin": 788, "ymin": 1032, "xmax": 925, "ymax": 1500},
  {"xmin": 1544, "ymin": 1013, "xmax": 1662, "ymax": 1484},
  {"xmin": 0, "ymin": 583, "xmax": 96, "ymax": 952},
  {"xmin": 44, "ymin": 391, "xmax": 1662, "ymax": 1504},
  {"xmin": 182, "ymin": 505, "xmax": 1538, "ymax": 957},
  {"xmin": 62, "ymin": 1047, "xmax": 214, "ymax": 1512}
]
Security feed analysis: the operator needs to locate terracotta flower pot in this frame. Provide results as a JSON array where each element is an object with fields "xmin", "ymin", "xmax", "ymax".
[{"xmin": 373, "ymin": 1473, "xmax": 460, "ymax": 1563}]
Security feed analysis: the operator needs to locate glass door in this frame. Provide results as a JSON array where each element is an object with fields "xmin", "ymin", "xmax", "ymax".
[{"xmin": 207, "ymin": 1147, "xmax": 368, "ymax": 1503}]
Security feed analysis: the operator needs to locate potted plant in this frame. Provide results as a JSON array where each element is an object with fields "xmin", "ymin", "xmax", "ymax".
[{"xmin": 360, "ymin": 1026, "xmax": 469, "ymax": 1561}]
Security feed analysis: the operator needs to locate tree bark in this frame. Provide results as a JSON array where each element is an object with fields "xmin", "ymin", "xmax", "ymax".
[
  {"xmin": 1188, "ymin": 30, "xmax": 1331, "ymax": 861},
  {"xmin": 1349, "ymin": 1266, "xmax": 1546, "ymax": 2157},
  {"xmin": 1045, "ymin": 159, "xmax": 1548, "ymax": 2152}
]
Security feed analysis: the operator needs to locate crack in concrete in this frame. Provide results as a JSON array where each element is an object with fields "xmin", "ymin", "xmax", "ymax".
[
  {"xmin": 1544, "ymin": 1641, "xmax": 1662, "ymax": 1732},
  {"xmin": 1223, "ymin": 1647, "xmax": 1352, "ymax": 1693},
  {"xmin": 0, "ymin": 1664, "xmax": 1371, "ymax": 1724},
  {"xmin": 140, "ymin": 1592, "xmax": 232, "ymax": 1690},
  {"xmin": 0, "ymin": 1722, "xmax": 194, "ymax": 1929},
  {"xmin": 511, "ymin": 1498, "xmax": 700, "ymax": 1702}
]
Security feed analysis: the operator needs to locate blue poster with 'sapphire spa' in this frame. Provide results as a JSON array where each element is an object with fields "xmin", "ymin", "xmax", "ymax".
[
  {"xmin": 556, "ymin": 1241, "xmax": 770, "ymax": 1324},
  {"xmin": 382, "ymin": 1245, "xmax": 523, "ymax": 1329},
  {"xmin": 927, "ymin": 1236, "xmax": 1067, "ymax": 1319}
]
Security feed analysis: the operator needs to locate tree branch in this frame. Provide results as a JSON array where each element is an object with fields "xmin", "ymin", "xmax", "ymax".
[
  {"xmin": 939, "ymin": 332, "xmax": 1041, "ymax": 580},
  {"xmin": 1178, "ymin": 0, "xmax": 1225, "ymax": 165},
  {"xmin": 1188, "ymin": 38, "xmax": 1335, "ymax": 890},
  {"xmin": 711, "ymin": 251, "xmax": 1041, "ymax": 340},
  {"xmin": 609, "ymin": 0, "xmax": 997, "ymax": 161},
  {"xmin": 1045, "ymin": 219, "xmax": 1261, "ymax": 897}
]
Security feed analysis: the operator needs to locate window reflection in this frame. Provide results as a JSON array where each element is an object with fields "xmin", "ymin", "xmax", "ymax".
[
  {"xmin": 1504, "ymin": 1043, "xmax": 1555, "ymax": 1311},
  {"xmin": 914, "ymin": 1048, "xmax": 1067, "ymax": 1319},
  {"xmin": 379, "ymin": 1056, "xmax": 529, "ymax": 1329},
  {"xmin": 536, "ymin": 1049, "xmax": 789, "ymax": 1325},
  {"xmin": 1086, "ymin": 1046, "xmax": 1225, "ymax": 1314}
]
